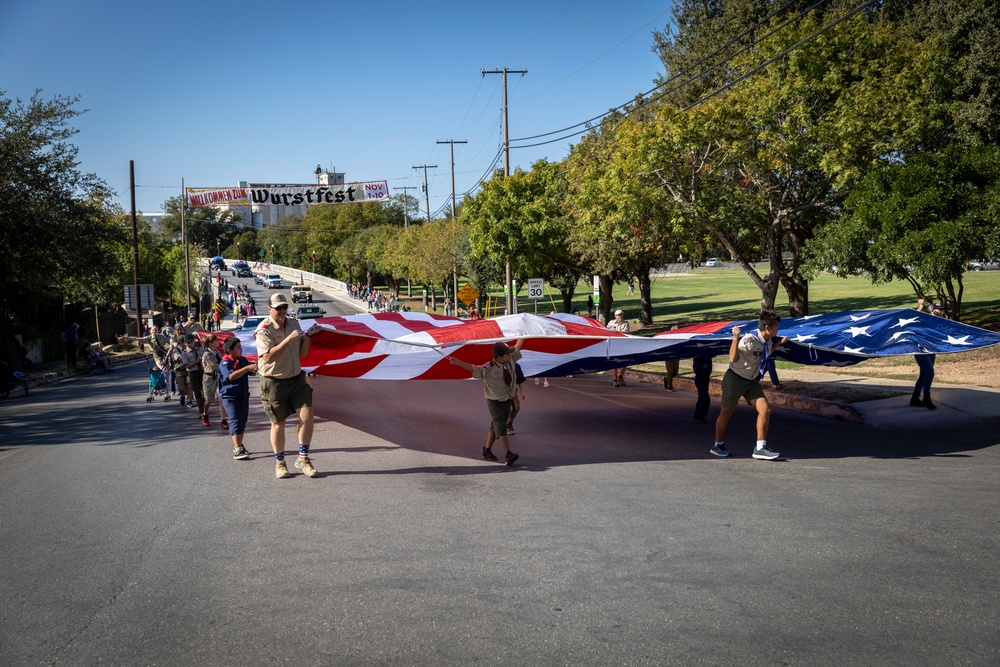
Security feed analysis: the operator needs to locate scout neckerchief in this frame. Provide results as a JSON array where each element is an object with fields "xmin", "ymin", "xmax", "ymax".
[
  {"xmin": 750, "ymin": 329, "xmax": 769, "ymax": 379},
  {"xmin": 488, "ymin": 359, "xmax": 513, "ymax": 387}
]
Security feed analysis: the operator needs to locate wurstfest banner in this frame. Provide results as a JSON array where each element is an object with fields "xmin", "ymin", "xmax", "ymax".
[
  {"xmin": 248, "ymin": 181, "xmax": 389, "ymax": 206},
  {"xmin": 187, "ymin": 187, "xmax": 249, "ymax": 207},
  {"xmin": 186, "ymin": 181, "xmax": 390, "ymax": 208}
]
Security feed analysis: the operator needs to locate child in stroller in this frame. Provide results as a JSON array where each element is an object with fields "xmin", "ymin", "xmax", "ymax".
[{"xmin": 81, "ymin": 342, "xmax": 114, "ymax": 374}]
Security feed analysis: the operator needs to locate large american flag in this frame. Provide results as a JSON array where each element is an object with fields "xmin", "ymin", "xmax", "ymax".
[{"xmin": 211, "ymin": 309, "xmax": 999, "ymax": 380}]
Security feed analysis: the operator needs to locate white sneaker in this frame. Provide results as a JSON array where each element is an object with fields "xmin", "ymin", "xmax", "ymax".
[{"xmin": 752, "ymin": 446, "xmax": 780, "ymax": 460}]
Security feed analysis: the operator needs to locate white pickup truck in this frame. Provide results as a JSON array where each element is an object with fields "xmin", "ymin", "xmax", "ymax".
[{"xmin": 264, "ymin": 273, "xmax": 283, "ymax": 289}]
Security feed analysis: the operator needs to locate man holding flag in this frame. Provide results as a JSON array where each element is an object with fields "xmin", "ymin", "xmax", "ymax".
[{"xmin": 711, "ymin": 310, "xmax": 788, "ymax": 461}]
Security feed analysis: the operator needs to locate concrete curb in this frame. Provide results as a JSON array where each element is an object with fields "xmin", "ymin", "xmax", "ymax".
[
  {"xmin": 625, "ymin": 370, "xmax": 864, "ymax": 423},
  {"xmin": 27, "ymin": 352, "xmax": 148, "ymax": 388}
]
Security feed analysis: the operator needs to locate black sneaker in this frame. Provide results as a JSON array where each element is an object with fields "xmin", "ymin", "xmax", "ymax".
[
  {"xmin": 233, "ymin": 447, "xmax": 250, "ymax": 460},
  {"xmin": 482, "ymin": 447, "xmax": 497, "ymax": 461},
  {"xmin": 504, "ymin": 451, "xmax": 519, "ymax": 466}
]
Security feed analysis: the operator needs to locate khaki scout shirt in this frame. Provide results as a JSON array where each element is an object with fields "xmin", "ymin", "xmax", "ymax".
[
  {"xmin": 729, "ymin": 330, "xmax": 767, "ymax": 380},
  {"xmin": 254, "ymin": 315, "xmax": 304, "ymax": 379},
  {"xmin": 470, "ymin": 348, "xmax": 522, "ymax": 401}
]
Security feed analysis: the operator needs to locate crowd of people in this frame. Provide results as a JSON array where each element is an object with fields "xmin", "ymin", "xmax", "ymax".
[
  {"xmin": 138, "ymin": 290, "xmax": 318, "ymax": 478},
  {"xmin": 96, "ymin": 277, "xmax": 952, "ymax": 473}
]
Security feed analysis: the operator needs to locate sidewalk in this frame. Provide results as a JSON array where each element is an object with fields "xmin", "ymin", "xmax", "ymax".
[{"xmin": 626, "ymin": 366, "xmax": 1000, "ymax": 435}]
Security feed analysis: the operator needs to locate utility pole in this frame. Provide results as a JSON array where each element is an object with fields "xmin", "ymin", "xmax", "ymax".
[
  {"xmin": 436, "ymin": 139, "xmax": 467, "ymax": 220},
  {"xmin": 412, "ymin": 164, "xmax": 437, "ymax": 224},
  {"xmin": 181, "ymin": 177, "xmax": 191, "ymax": 319},
  {"xmin": 392, "ymin": 185, "xmax": 419, "ymax": 227},
  {"xmin": 482, "ymin": 67, "xmax": 527, "ymax": 315},
  {"xmin": 129, "ymin": 161, "xmax": 143, "ymax": 338},
  {"xmin": 436, "ymin": 140, "xmax": 467, "ymax": 311}
]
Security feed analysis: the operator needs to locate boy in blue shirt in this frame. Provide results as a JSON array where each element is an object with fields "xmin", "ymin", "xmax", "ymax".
[{"xmin": 218, "ymin": 337, "xmax": 258, "ymax": 460}]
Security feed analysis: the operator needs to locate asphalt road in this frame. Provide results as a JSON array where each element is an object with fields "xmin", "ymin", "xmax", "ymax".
[{"xmin": 1, "ymin": 351, "xmax": 997, "ymax": 666}]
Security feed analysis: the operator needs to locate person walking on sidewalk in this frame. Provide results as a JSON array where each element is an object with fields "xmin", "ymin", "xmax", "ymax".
[
  {"xmin": 63, "ymin": 323, "xmax": 80, "ymax": 368},
  {"xmin": 255, "ymin": 293, "xmax": 317, "ymax": 479},
  {"xmin": 911, "ymin": 298, "xmax": 945, "ymax": 410},
  {"xmin": 449, "ymin": 340, "xmax": 524, "ymax": 465},
  {"xmin": 711, "ymin": 310, "xmax": 788, "ymax": 461}
]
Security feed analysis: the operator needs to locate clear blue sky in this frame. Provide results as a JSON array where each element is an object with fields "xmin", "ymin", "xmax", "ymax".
[{"xmin": 1, "ymin": 0, "xmax": 670, "ymax": 217}]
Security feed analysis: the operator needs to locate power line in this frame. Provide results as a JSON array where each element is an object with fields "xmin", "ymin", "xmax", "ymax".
[
  {"xmin": 510, "ymin": 0, "xmax": 816, "ymax": 145},
  {"xmin": 520, "ymin": 5, "xmax": 672, "ymax": 103},
  {"xmin": 511, "ymin": 0, "xmax": 615, "ymax": 66},
  {"xmin": 684, "ymin": 0, "xmax": 878, "ymax": 112},
  {"xmin": 504, "ymin": 0, "xmax": 580, "ymax": 65},
  {"xmin": 530, "ymin": 0, "xmax": 651, "ymax": 71}
]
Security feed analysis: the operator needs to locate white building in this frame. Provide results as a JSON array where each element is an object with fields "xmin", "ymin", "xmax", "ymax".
[{"xmin": 220, "ymin": 169, "xmax": 345, "ymax": 230}]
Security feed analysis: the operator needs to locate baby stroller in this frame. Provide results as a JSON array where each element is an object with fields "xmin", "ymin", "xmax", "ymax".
[{"xmin": 146, "ymin": 356, "xmax": 171, "ymax": 403}]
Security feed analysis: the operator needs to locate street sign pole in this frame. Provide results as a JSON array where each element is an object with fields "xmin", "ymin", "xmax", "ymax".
[{"xmin": 527, "ymin": 278, "xmax": 543, "ymax": 315}]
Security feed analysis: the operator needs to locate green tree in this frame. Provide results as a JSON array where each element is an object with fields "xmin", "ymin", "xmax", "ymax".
[
  {"xmin": 463, "ymin": 161, "xmax": 585, "ymax": 314},
  {"xmin": 651, "ymin": 0, "xmax": 819, "ymax": 108},
  {"xmin": 644, "ymin": 8, "xmax": 939, "ymax": 315},
  {"xmin": 302, "ymin": 201, "xmax": 403, "ymax": 279},
  {"xmin": 567, "ymin": 113, "xmax": 684, "ymax": 323},
  {"xmin": 158, "ymin": 195, "xmax": 241, "ymax": 253},
  {"xmin": 228, "ymin": 230, "xmax": 259, "ymax": 263},
  {"xmin": 409, "ymin": 218, "xmax": 466, "ymax": 310},
  {"xmin": 809, "ymin": 144, "xmax": 1000, "ymax": 321},
  {"xmin": 0, "ymin": 90, "xmax": 114, "ymax": 322}
]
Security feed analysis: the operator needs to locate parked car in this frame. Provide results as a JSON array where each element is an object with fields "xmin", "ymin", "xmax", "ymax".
[
  {"xmin": 705, "ymin": 258, "xmax": 720, "ymax": 267},
  {"xmin": 294, "ymin": 305, "xmax": 326, "ymax": 320},
  {"xmin": 236, "ymin": 316, "xmax": 266, "ymax": 332},
  {"xmin": 291, "ymin": 285, "xmax": 313, "ymax": 303},
  {"xmin": 968, "ymin": 260, "xmax": 999, "ymax": 271},
  {"xmin": 264, "ymin": 273, "xmax": 283, "ymax": 289}
]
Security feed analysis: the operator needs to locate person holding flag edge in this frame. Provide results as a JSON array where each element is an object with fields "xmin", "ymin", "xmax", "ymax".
[{"xmin": 712, "ymin": 310, "xmax": 788, "ymax": 460}]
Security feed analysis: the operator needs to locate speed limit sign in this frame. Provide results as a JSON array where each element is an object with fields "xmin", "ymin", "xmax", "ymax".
[{"xmin": 527, "ymin": 278, "xmax": 544, "ymax": 299}]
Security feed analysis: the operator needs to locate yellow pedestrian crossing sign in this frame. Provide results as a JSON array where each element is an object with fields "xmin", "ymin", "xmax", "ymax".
[{"xmin": 457, "ymin": 283, "xmax": 479, "ymax": 307}]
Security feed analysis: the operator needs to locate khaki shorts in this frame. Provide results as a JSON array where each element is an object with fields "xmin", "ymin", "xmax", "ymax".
[
  {"xmin": 202, "ymin": 375, "xmax": 218, "ymax": 401},
  {"xmin": 175, "ymin": 371, "xmax": 190, "ymax": 392},
  {"xmin": 721, "ymin": 368, "xmax": 765, "ymax": 410},
  {"xmin": 260, "ymin": 372, "xmax": 313, "ymax": 423},
  {"xmin": 487, "ymin": 398, "xmax": 512, "ymax": 437}
]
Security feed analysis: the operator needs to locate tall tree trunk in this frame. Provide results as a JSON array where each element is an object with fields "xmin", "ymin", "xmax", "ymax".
[
  {"xmin": 638, "ymin": 268, "xmax": 653, "ymax": 325},
  {"xmin": 598, "ymin": 275, "xmax": 614, "ymax": 324},
  {"xmin": 780, "ymin": 272, "xmax": 808, "ymax": 317},
  {"xmin": 560, "ymin": 290, "xmax": 574, "ymax": 314}
]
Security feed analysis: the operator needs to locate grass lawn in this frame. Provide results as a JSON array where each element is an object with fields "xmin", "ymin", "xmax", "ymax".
[
  {"xmin": 397, "ymin": 268, "xmax": 999, "ymax": 332},
  {"xmin": 504, "ymin": 268, "xmax": 1000, "ymax": 332}
]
